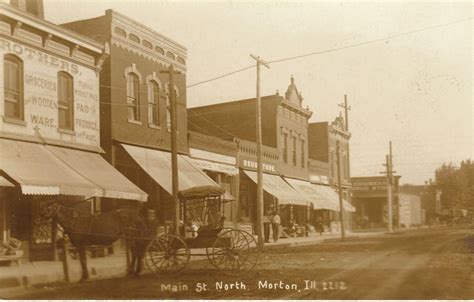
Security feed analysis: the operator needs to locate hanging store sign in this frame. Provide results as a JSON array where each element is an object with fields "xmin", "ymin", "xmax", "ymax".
[{"xmin": 189, "ymin": 157, "xmax": 239, "ymax": 175}]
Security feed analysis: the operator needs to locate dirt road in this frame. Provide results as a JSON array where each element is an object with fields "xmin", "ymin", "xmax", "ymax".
[{"xmin": 10, "ymin": 227, "xmax": 474, "ymax": 299}]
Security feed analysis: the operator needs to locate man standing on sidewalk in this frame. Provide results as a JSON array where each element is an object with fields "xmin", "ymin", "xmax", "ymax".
[
  {"xmin": 263, "ymin": 208, "xmax": 272, "ymax": 243},
  {"xmin": 272, "ymin": 211, "xmax": 281, "ymax": 242}
]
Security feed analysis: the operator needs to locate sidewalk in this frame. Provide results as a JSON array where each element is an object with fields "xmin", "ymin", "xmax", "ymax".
[
  {"xmin": 0, "ymin": 229, "xmax": 384, "ymax": 297},
  {"xmin": 0, "ymin": 252, "xmax": 129, "ymax": 297},
  {"xmin": 262, "ymin": 229, "xmax": 384, "ymax": 248}
]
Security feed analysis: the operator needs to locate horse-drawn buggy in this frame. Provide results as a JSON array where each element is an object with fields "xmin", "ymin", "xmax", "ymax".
[
  {"xmin": 145, "ymin": 185, "xmax": 259, "ymax": 273},
  {"xmin": 43, "ymin": 185, "xmax": 259, "ymax": 281}
]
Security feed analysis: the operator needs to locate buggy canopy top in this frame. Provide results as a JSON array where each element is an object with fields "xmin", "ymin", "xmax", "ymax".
[{"xmin": 178, "ymin": 185, "xmax": 225, "ymax": 200}]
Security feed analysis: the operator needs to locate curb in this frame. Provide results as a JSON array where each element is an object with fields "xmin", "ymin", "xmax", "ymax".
[{"xmin": 0, "ymin": 258, "xmax": 128, "ymax": 298}]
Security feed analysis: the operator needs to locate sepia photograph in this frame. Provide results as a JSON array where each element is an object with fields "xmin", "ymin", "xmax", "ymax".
[{"xmin": 0, "ymin": 0, "xmax": 472, "ymax": 300}]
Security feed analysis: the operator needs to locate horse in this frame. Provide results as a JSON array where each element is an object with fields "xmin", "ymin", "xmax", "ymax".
[{"xmin": 42, "ymin": 202, "xmax": 155, "ymax": 281}]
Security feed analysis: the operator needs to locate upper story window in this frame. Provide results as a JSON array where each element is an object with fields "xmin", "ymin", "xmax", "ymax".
[
  {"xmin": 292, "ymin": 136, "xmax": 297, "ymax": 166},
  {"xmin": 129, "ymin": 33, "xmax": 140, "ymax": 44},
  {"xmin": 301, "ymin": 140, "xmax": 305, "ymax": 168},
  {"xmin": 58, "ymin": 72, "xmax": 74, "ymax": 130},
  {"xmin": 4, "ymin": 55, "xmax": 23, "ymax": 120},
  {"xmin": 282, "ymin": 133, "xmax": 288, "ymax": 164},
  {"xmin": 148, "ymin": 81, "xmax": 160, "ymax": 125},
  {"xmin": 114, "ymin": 27, "xmax": 126, "ymax": 37},
  {"xmin": 126, "ymin": 73, "xmax": 140, "ymax": 121}
]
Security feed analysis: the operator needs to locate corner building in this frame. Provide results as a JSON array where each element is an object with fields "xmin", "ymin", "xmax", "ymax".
[{"xmin": 0, "ymin": 2, "xmax": 146, "ymax": 261}]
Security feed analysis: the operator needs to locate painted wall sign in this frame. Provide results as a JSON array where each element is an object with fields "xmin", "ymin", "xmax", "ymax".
[
  {"xmin": 0, "ymin": 37, "xmax": 100, "ymax": 147},
  {"xmin": 242, "ymin": 159, "xmax": 275, "ymax": 172}
]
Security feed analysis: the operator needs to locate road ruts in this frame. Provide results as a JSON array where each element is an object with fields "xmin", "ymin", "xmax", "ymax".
[{"xmin": 281, "ymin": 229, "xmax": 473, "ymax": 300}]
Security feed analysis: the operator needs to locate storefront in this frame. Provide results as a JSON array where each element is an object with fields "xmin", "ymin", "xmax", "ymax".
[
  {"xmin": 242, "ymin": 171, "xmax": 308, "ymax": 231},
  {"xmin": 285, "ymin": 177, "xmax": 355, "ymax": 232},
  {"xmin": 188, "ymin": 148, "xmax": 239, "ymax": 224},
  {"xmin": 119, "ymin": 144, "xmax": 225, "ymax": 224},
  {"xmin": 0, "ymin": 3, "xmax": 149, "ymax": 261},
  {"xmin": 1, "ymin": 139, "xmax": 148, "ymax": 261}
]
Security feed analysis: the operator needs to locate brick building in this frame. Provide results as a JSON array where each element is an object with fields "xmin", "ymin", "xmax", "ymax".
[
  {"xmin": 189, "ymin": 77, "xmax": 355, "ymax": 232},
  {"xmin": 0, "ymin": 2, "xmax": 147, "ymax": 261},
  {"xmin": 62, "ymin": 10, "xmax": 223, "ymax": 225},
  {"xmin": 307, "ymin": 115, "xmax": 355, "ymax": 230}
]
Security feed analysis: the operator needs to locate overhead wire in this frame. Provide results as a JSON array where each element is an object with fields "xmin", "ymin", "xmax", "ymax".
[{"xmin": 186, "ymin": 16, "xmax": 473, "ymax": 88}]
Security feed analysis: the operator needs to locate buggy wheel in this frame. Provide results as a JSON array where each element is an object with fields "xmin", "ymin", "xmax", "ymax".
[
  {"xmin": 208, "ymin": 228, "xmax": 259, "ymax": 271},
  {"xmin": 145, "ymin": 234, "xmax": 190, "ymax": 274}
]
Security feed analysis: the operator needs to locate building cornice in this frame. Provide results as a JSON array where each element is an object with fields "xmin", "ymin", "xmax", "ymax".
[
  {"xmin": 279, "ymin": 97, "xmax": 313, "ymax": 118},
  {"xmin": 329, "ymin": 125, "xmax": 351, "ymax": 139},
  {"xmin": 107, "ymin": 9, "xmax": 186, "ymax": 55},
  {"xmin": 111, "ymin": 37, "xmax": 186, "ymax": 73},
  {"xmin": 0, "ymin": 3, "xmax": 103, "ymax": 53},
  {"xmin": 188, "ymin": 130, "xmax": 238, "ymax": 151}
]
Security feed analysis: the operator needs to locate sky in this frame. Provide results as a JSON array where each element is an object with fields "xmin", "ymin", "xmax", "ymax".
[{"xmin": 44, "ymin": 0, "xmax": 473, "ymax": 185}]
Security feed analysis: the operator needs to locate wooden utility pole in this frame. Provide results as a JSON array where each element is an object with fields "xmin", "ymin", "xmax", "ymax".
[
  {"xmin": 338, "ymin": 95, "xmax": 351, "ymax": 132},
  {"xmin": 161, "ymin": 64, "xmax": 180, "ymax": 235},
  {"xmin": 336, "ymin": 140, "xmax": 346, "ymax": 240},
  {"xmin": 338, "ymin": 95, "xmax": 352, "ymax": 216},
  {"xmin": 386, "ymin": 155, "xmax": 393, "ymax": 233},
  {"xmin": 250, "ymin": 54, "xmax": 269, "ymax": 250},
  {"xmin": 382, "ymin": 141, "xmax": 395, "ymax": 233}
]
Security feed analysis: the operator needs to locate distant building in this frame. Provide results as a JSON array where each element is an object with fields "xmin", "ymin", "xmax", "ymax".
[
  {"xmin": 189, "ymin": 77, "xmax": 355, "ymax": 233},
  {"xmin": 351, "ymin": 176, "xmax": 401, "ymax": 229},
  {"xmin": 398, "ymin": 192, "xmax": 423, "ymax": 227},
  {"xmin": 189, "ymin": 77, "xmax": 314, "ymax": 229},
  {"xmin": 308, "ymin": 115, "xmax": 354, "ymax": 230}
]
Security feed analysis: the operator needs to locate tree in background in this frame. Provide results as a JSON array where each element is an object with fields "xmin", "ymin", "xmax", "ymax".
[{"xmin": 422, "ymin": 159, "xmax": 474, "ymax": 221}]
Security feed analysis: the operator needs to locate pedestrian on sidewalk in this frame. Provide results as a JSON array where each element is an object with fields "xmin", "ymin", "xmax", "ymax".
[
  {"xmin": 272, "ymin": 211, "xmax": 281, "ymax": 242},
  {"xmin": 263, "ymin": 208, "xmax": 272, "ymax": 243},
  {"xmin": 316, "ymin": 216, "xmax": 324, "ymax": 235}
]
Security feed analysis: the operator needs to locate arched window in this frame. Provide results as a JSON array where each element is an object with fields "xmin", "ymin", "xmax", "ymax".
[
  {"xmin": 58, "ymin": 72, "xmax": 74, "ymax": 130},
  {"xmin": 148, "ymin": 81, "xmax": 160, "ymax": 125},
  {"xmin": 4, "ymin": 55, "xmax": 23, "ymax": 120},
  {"xmin": 126, "ymin": 73, "xmax": 140, "ymax": 121}
]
